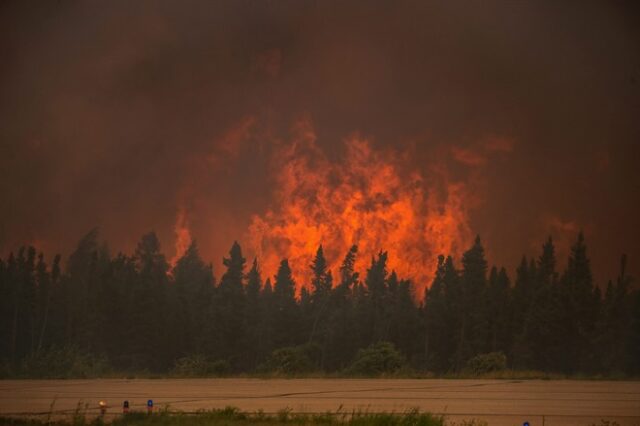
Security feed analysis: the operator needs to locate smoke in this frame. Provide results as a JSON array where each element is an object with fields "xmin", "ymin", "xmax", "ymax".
[{"xmin": 1, "ymin": 1, "xmax": 638, "ymax": 285}]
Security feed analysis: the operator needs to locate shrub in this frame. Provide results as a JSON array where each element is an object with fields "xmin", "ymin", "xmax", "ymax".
[
  {"xmin": 259, "ymin": 344, "xmax": 320, "ymax": 375},
  {"xmin": 209, "ymin": 359, "xmax": 231, "ymax": 376},
  {"xmin": 172, "ymin": 354, "xmax": 230, "ymax": 377},
  {"xmin": 345, "ymin": 341, "xmax": 406, "ymax": 376},
  {"xmin": 465, "ymin": 352, "xmax": 507, "ymax": 374}
]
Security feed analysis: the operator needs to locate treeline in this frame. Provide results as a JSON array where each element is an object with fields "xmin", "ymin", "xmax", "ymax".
[{"xmin": 0, "ymin": 229, "xmax": 639, "ymax": 376}]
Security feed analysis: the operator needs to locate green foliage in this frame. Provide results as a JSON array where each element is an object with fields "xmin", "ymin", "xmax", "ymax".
[
  {"xmin": 349, "ymin": 408, "xmax": 444, "ymax": 426},
  {"xmin": 0, "ymin": 406, "xmax": 445, "ymax": 426},
  {"xmin": 465, "ymin": 352, "xmax": 507, "ymax": 375},
  {"xmin": 172, "ymin": 354, "xmax": 230, "ymax": 377},
  {"xmin": 346, "ymin": 341, "xmax": 406, "ymax": 376},
  {"xmin": 259, "ymin": 344, "xmax": 320, "ymax": 375}
]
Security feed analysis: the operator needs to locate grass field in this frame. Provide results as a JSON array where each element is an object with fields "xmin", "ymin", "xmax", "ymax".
[{"xmin": 0, "ymin": 379, "xmax": 638, "ymax": 426}]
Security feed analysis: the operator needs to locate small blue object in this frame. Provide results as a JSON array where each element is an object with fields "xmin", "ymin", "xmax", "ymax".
[
  {"xmin": 523, "ymin": 422, "xmax": 530, "ymax": 426},
  {"xmin": 147, "ymin": 399, "xmax": 153, "ymax": 407}
]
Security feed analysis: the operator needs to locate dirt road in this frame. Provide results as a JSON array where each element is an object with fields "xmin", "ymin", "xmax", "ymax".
[{"xmin": 1, "ymin": 379, "xmax": 638, "ymax": 426}]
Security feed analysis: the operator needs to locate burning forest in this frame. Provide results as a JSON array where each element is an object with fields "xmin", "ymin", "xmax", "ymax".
[{"xmin": 1, "ymin": 0, "xmax": 639, "ymax": 384}]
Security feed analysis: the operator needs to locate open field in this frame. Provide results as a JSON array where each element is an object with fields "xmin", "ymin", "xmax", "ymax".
[{"xmin": 1, "ymin": 379, "xmax": 639, "ymax": 426}]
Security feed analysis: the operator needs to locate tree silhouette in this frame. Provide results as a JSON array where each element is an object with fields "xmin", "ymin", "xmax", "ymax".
[
  {"xmin": 217, "ymin": 241, "xmax": 248, "ymax": 369},
  {"xmin": 0, "ymin": 229, "xmax": 636, "ymax": 376}
]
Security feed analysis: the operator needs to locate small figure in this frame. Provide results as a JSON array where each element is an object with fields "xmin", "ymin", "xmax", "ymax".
[
  {"xmin": 147, "ymin": 399, "xmax": 153, "ymax": 414},
  {"xmin": 123, "ymin": 400, "xmax": 129, "ymax": 414}
]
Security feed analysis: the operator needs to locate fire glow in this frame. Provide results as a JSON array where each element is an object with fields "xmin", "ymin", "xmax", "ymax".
[
  {"xmin": 169, "ymin": 206, "xmax": 192, "ymax": 269},
  {"xmin": 169, "ymin": 117, "xmax": 481, "ymax": 295},
  {"xmin": 245, "ymin": 118, "xmax": 474, "ymax": 295}
]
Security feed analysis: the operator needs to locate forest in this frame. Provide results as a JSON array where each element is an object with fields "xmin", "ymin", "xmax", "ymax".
[{"xmin": 0, "ymin": 229, "xmax": 638, "ymax": 377}]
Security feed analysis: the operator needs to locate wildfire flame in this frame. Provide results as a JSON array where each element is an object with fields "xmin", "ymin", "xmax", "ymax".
[
  {"xmin": 247, "ymin": 118, "xmax": 474, "ymax": 295},
  {"xmin": 169, "ymin": 206, "xmax": 192, "ymax": 269}
]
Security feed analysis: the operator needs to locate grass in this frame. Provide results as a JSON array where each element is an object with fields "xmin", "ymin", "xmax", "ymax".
[{"xmin": 0, "ymin": 406, "xmax": 446, "ymax": 426}]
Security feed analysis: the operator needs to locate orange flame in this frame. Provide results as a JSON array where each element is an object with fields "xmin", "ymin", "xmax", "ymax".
[
  {"xmin": 247, "ymin": 118, "xmax": 474, "ymax": 295},
  {"xmin": 169, "ymin": 206, "xmax": 192, "ymax": 269}
]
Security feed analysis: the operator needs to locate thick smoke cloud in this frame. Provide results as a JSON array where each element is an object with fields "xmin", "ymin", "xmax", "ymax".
[{"xmin": 1, "ymin": 1, "xmax": 639, "ymax": 285}]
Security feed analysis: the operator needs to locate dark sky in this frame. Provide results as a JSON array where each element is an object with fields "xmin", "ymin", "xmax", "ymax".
[{"xmin": 1, "ymin": 0, "xmax": 639, "ymax": 286}]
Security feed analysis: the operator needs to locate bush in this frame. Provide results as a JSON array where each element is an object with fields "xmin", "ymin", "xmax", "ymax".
[
  {"xmin": 258, "ymin": 344, "xmax": 320, "ymax": 375},
  {"xmin": 345, "ymin": 341, "xmax": 406, "ymax": 376},
  {"xmin": 18, "ymin": 346, "xmax": 109, "ymax": 378},
  {"xmin": 209, "ymin": 359, "xmax": 232, "ymax": 376},
  {"xmin": 465, "ymin": 352, "xmax": 507, "ymax": 374},
  {"xmin": 172, "ymin": 354, "xmax": 230, "ymax": 377}
]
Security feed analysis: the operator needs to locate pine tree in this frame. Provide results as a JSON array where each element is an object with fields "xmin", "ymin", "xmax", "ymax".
[
  {"xmin": 272, "ymin": 259, "xmax": 300, "ymax": 348},
  {"xmin": 364, "ymin": 251, "xmax": 389, "ymax": 344},
  {"xmin": 524, "ymin": 237, "xmax": 564, "ymax": 371},
  {"xmin": 259, "ymin": 277, "xmax": 275, "ymax": 358},
  {"xmin": 63, "ymin": 229, "xmax": 105, "ymax": 352},
  {"xmin": 455, "ymin": 236, "xmax": 489, "ymax": 368},
  {"xmin": 132, "ymin": 232, "xmax": 170, "ymax": 370},
  {"xmin": 245, "ymin": 258, "xmax": 264, "ymax": 367},
  {"xmin": 339, "ymin": 245, "xmax": 359, "ymax": 291},
  {"xmin": 486, "ymin": 266, "xmax": 511, "ymax": 354},
  {"xmin": 216, "ymin": 241, "xmax": 248, "ymax": 369},
  {"xmin": 558, "ymin": 232, "xmax": 597, "ymax": 372},
  {"xmin": 424, "ymin": 255, "xmax": 449, "ymax": 371},
  {"xmin": 100, "ymin": 253, "xmax": 138, "ymax": 370},
  {"xmin": 596, "ymin": 255, "xmax": 633, "ymax": 372},
  {"xmin": 308, "ymin": 246, "xmax": 333, "ymax": 366},
  {"xmin": 511, "ymin": 255, "xmax": 535, "ymax": 367},
  {"xmin": 310, "ymin": 245, "xmax": 332, "ymax": 300},
  {"xmin": 325, "ymin": 245, "xmax": 359, "ymax": 370},
  {"xmin": 388, "ymin": 273, "xmax": 420, "ymax": 363},
  {"xmin": 35, "ymin": 253, "xmax": 60, "ymax": 353},
  {"xmin": 171, "ymin": 241, "xmax": 215, "ymax": 356}
]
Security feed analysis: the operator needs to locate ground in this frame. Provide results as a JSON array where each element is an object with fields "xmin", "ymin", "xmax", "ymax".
[{"xmin": 1, "ymin": 379, "xmax": 639, "ymax": 426}]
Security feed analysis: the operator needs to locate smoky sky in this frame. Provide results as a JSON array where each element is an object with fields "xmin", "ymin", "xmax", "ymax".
[{"xmin": 1, "ymin": 0, "xmax": 639, "ymax": 285}]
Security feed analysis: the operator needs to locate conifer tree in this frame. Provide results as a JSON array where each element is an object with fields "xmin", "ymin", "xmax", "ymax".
[
  {"xmin": 388, "ymin": 274, "xmax": 420, "ymax": 362},
  {"xmin": 424, "ymin": 255, "xmax": 449, "ymax": 371},
  {"xmin": 486, "ymin": 266, "xmax": 511, "ymax": 353},
  {"xmin": 325, "ymin": 245, "xmax": 359, "ymax": 370},
  {"xmin": 525, "ymin": 237, "xmax": 564, "ymax": 370},
  {"xmin": 259, "ymin": 277, "xmax": 275, "ymax": 357},
  {"xmin": 596, "ymin": 255, "xmax": 633, "ymax": 372},
  {"xmin": 272, "ymin": 259, "xmax": 300, "ymax": 347},
  {"xmin": 364, "ymin": 251, "xmax": 389, "ymax": 344},
  {"xmin": 245, "ymin": 258, "xmax": 263, "ymax": 367},
  {"xmin": 171, "ymin": 241, "xmax": 214, "ymax": 356},
  {"xmin": 217, "ymin": 241, "xmax": 248, "ymax": 368},
  {"xmin": 308, "ymin": 246, "xmax": 333, "ymax": 363},
  {"xmin": 559, "ymin": 232, "xmax": 597, "ymax": 372},
  {"xmin": 511, "ymin": 255, "xmax": 535, "ymax": 367},
  {"xmin": 132, "ymin": 232, "xmax": 170, "ymax": 370},
  {"xmin": 456, "ymin": 236, "xmax": 489, "ymax": 367}
]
